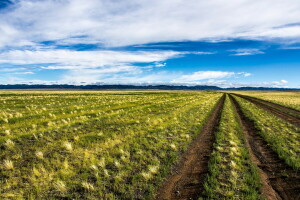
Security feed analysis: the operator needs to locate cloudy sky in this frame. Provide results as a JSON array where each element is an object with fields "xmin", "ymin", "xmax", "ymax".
[{"xmin": 1, "ymin": 0, "xmax": 300, "ymax": 87}]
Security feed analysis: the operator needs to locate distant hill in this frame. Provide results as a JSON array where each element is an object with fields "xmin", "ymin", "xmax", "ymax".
[
  {"xmin": 225, "ymin": 87, "xmax": 300, "ymax": 91},
  {"xmin": 0, "ymin": 84, "xmax": 299, "ymax": 91}
]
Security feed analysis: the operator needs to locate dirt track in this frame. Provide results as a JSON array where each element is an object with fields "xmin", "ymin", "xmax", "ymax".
[
  {"xmin": 233, "ymin": 94, "xmax": 300, "ymax": 127},
  {"xmin": 230, "ymin": 95, "xmax": 300, "ymax": 200},
  {"xmin": 155, "ymin": 95, "xmax": 225, "ymax": 200}
]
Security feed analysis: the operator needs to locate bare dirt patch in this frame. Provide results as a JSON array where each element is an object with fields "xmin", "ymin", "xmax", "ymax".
[
  {"xmin": 230, "ymin": 95, "xmax": 300, "ymax": 200},
  {"xmin": 155, "ymin": 95, "xmax": 225, "ymax": 200}
]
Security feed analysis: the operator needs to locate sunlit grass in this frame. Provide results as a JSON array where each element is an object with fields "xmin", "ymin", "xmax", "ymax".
[
  {"xmin": 0, "ymin": 90, "xmax": 222, "ymax": 199},
  {"xmin": 234, "ymin": 96, "xmax": 300, "ymax": 169},
  {"xmin": 203, "ymin": 95, "xmax": 261, "ymax": 199}
]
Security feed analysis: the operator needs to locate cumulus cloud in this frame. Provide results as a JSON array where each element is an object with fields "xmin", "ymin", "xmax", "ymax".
[
  {"xmin": 1, "ymin": 0, "xmax": 300, "ymax": 48},
  {"xmin": 272, "ymin": 79, "xmax": 288, "ymax": 86},
  {"xmin": 280, "ymin": 80, "xmax": 288, "ymax": 84}
]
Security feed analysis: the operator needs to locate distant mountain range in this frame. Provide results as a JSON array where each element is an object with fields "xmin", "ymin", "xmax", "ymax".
[{"xmin": 0, "ymin": 84, "xmax": 299, "ymax": 91}]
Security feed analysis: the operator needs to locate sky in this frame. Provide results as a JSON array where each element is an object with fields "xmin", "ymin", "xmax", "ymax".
[{"xmin": 0, "ymin": 0, "xmax": 300, "ymax": 88}]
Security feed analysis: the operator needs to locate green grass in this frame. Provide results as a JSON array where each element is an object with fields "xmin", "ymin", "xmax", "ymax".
[
  {"xmin": 202, "ymin": 95, "xmax": 261, "ymax": 200},
  {"xmin": 0, "ymin": 91, "xmax": 222, "ymax": 199},
  {"xmin": 233, "ymin": 95, "xmax": 300, "ymax": 170},
  {"xmin": 2, "ymin": 91, "xmax": 299, "ymax": 199},
  {"xmin": 233, "ymin": 91, "xmax": 300, "ymax": 111}
]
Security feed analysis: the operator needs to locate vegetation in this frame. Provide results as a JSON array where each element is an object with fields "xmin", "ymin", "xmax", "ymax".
[
  {"xmin": 202, "ymin": 95, "xmax": 261, "ymax": 199},
  {"xmin": 234, "ymin": 91, "xmax": 300, "ymax": 111},
  {"xmin": 0, "ymin": 91, "xmax": 222, "ymax": 199},
  {"xmin": 233, "ymin": 95, "xmax": 300, "ymax": 169},
  {"xmin": 1, "ymin": 90, "xmax": 299, "ymax": 199}
]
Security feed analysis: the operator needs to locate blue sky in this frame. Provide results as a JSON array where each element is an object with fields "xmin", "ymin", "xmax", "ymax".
[{"xmin": 1, "ymin": 0, "xmax": 300, "ymax": 87}]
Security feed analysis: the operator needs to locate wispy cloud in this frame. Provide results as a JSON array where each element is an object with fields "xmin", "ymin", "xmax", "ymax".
[
  {"xmin": 229, "ymin": 48, "xmax": 264, "ymax": 56},
  {"xmin": 9, "ymin": 71, "xmax": 34, "ymax": 75},
  {"xmin": 279, "ymin": 46, "xmax": 300, "ymax": 50},
  {"xmin": 188, "ymin": 51, "xmax": 216, "ymax": 55},
  {"xmin": 0, "ymin": 49, "xmax": 185, "ymax": 83},
  {"xmin": 0, "ymin": 49, "xmax": 182, "ymax": 69}
]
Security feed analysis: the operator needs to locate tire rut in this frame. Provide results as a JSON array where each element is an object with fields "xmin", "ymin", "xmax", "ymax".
[
  {"xmin": 233, "ymin": 94, "xmax": 300, "ymax": 128},
  {"xmin": 230, "ymin": 94, "xmax": 300, "ymax": 200},
  {"xmin": 155, "ymin": 95, "xmax": 225, "ymax": 200}
]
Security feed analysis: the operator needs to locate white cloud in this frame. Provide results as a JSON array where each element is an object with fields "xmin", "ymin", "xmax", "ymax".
[
  {"xmin": 229, "ymin": 48, "xmax": 264, "ymax": 56},
  {"xmin": 0, "ymin": 49, "xmax": 220, "ymax": 84},
  {"xmin": 64, "ymin": 71, "xmax": 176, "ymax": 84},
  {"xmin": 0, "ymin": 1, "xmax": 297, "ymax": 86},
  {"xmin": 280, "ymin": 46, "xmax": 300, "ymax": 50},
  {"xmin": 154, "ymin": 62, "xmax": 166, "ymax": 67},
  {"xmin": 167, "ymin": 79, "xmax": 291, "ymax": 88},
  {"xmin": 1, "ymin": 67, "xmax": 290, "ymax": 88},
  {"xmin": 0, "ymin": 67, "xmax": 28, "ymax": 72},
  {"xmin": 272, "ymin": 79, "xmax": 288, "ymax": 86},
  {"xmin": 179, "ymin": 71, "xmax": 234, "ymax": 81},
  {"xmin": 1, "ymin": 0, "xmax": 300, "ymax": 48},
  {"xmin": 214, "ymin": 81, "xmax": 291, "ymax": 88},
  {"xmin": 9, "ymin": 71, "xmax": 34, "ymax": 75},
  {"xmin": 188, "ymin": 51, "xmax": 216, "ymax": 55},
  {"xmin": 61, "ymin": 65, "xmax": 142, "ymax": 83},
  {"xmin": 242, "ymin": 26, "xmax": 300, "ymax": 41},
  {"xmin": 0, "ymin": 49, "xmax": 184, "ymax": 83},
  {"xmin": 0, "ymin": 49, "xmax": 181, "ymax": 68},
  {"xmin": 176, "ymin": 71, "xmax": 250, "ymax": 82},
  {"xmin": 59, "ymin": 70, "xmax": 253, "ymax": 85},
  {"xmin": 237, "ymin": 72, "xmax": 252, "ymax": 77}
]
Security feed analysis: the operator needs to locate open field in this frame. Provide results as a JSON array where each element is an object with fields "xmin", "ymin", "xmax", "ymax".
[
  {"xmin": 234, "ymin": 91, "xmax": 300, "ymax": 111},
  {"xmin": 1, "ymin": 91, "xmax": 300, "ymax": 199}
]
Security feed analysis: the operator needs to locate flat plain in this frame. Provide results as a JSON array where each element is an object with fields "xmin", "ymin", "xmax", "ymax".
[{"xmin": 0, "ymin": 90, "xmax": 299, "ymax": 199}]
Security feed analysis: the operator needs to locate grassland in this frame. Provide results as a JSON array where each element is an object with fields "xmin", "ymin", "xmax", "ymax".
[
  {"xmin": 203, "ymin": 95, "xmax": 261, "ymax": 199},
  {"xmin": 0, "ymin": 90, "xmax": 299, "ymax": 199},
  {"xmin": 233, "ymin": 95, "xmax": 300, "ymax": 169},
  {"xmin": 234, "ymin": 91, "xmax": 300, "ymax": 111},
  {"xmin": 0, "ymin": 91, "xmax": 222, "ymax": 199}
]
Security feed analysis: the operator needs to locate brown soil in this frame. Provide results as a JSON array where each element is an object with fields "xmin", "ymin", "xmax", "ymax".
[
  {"xmin": 155, "ymin": 95, "xmax": 225, "ymax": 200},
  {"xmin": 230, "ymin": 95, "xmax": 300, "ymax": 200},
  {"xmin": 234, "ymin": 94, "xmax": 300, "ymax": 127}
]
